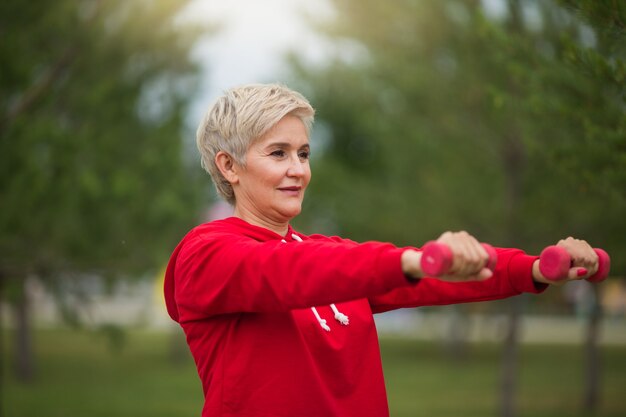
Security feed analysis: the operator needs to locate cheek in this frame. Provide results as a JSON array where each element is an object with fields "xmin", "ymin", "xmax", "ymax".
[
  {"xmin": 254, "ymin": 166, "xmax": 282, "ymax": 187},
  {"xmin": 262, "ymin": 173, "xmax": 286, "ymax": 194}
]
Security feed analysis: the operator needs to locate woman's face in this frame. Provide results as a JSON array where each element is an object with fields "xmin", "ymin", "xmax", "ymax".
[{"xmin": 233, "ymin": 115, "xmax": 311, "ymax": 226}]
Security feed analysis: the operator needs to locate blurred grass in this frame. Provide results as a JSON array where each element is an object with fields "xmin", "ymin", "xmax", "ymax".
[
  {"xmin": 2, "ymin": 328, "xmax": 202, "ymax": 417},
  {"xmin": 381, "ymin": 337, "xmax": 626, "ymax": 417},
  {"xmin": 2, "ymin": 328, "xmax": 626, "ymax": 416}
]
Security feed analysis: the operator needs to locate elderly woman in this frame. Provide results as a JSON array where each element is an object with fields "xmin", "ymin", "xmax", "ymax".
[{"xmin": 164, "ymin": 84, "xmax": 600, "ymax": 417}]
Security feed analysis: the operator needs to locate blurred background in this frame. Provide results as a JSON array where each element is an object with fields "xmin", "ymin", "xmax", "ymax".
[{"xmin": 1, "ymin": 0, "xmax": 625, "ymax": 416}]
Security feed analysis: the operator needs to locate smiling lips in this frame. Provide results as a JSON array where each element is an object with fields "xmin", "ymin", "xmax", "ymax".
[{"xmin": 278, "ymin": 186, "xmax": 302, "ymax": 195}]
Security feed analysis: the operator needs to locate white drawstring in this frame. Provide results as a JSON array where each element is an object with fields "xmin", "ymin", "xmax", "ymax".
[
  {"xmin": 330, "ymin": 304, "xmax": 349, "ymax": 325},
  {"xmin": 282, "ymin": 233, "xmax": 350, "ymax": 331},
  {"xmin": 310, "ymin": 307, "xmax": 331, "ymax": 331}
]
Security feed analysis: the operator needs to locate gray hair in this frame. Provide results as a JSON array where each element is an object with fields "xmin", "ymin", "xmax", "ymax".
[{"xmin": 196, "ymin": 83, "xmax": 315, "ymax": 204}]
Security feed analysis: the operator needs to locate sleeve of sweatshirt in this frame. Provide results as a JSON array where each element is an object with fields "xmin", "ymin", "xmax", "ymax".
[
  {"xmin": 369, "ymin": 248, "xmax": 547, "ymax": 314},
  {"xmin": 172, "ymin": 231, "xmax": 414, "ymax": 321}
]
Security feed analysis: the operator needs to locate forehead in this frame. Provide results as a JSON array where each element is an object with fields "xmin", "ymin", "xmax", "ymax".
[{"xmin": 255, "ymin": 115, "xmax": 309, "ymax": 147}]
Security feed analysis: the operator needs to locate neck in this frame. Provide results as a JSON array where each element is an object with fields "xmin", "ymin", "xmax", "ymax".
[{"xmin": 233, "ymin": 206, "xmax": 290, "ymax": 236}]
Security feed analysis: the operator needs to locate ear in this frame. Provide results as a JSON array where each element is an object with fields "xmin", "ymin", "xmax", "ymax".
[{"xmin": 215, "ymin": 151, "xmax": 240, "ymax": 185}]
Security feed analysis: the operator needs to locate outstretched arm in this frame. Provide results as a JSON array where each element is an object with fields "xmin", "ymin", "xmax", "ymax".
[{"xmin": 373, "ymin": 233, "xmax": 604, "ymax": 314}]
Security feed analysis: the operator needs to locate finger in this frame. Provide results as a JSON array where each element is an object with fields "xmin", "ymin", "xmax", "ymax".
[
  {"xmin": 446, "ymin": 232, "xmax": 468, "ymax": 274},
  {"xmin": 588, "ymin": 250, "xmax": 600, "ymax": 276},
  {"xmin": 477, "ymin": 267, "xmax": 494, "ymax": 281},
  {"xmin": 447, "ymin": 236, "xmax": 467, "ymax": 274},
  {"xmin": 462, "ymin": 234, "xmax": 488, "ymax": 274},
  {"xmin": 558, "ymin": 237, "xmax": 584, "ymax": 262},
  {"xmin": 464, "ymin": 234, "xmax": 485, "ymax": 267},
  {"xmin": 559, "ymin": 238, "xmax": 599, "ymax": 275},
  {"xmin": 581, "ymin": 247, "xmax": 599, "ymax": 275},
  {"xmin": 474, "ymin": 239, "xmax": 490, "ymax": 269},
  {"xmin": 436, "ymin": 231, "xmax": 489, "ymax": 277},
  {"xmin": 458, "ymin": 233, "xmax": 488, "ymax": 275},
  {"xmin": 567, "ymin": 266, "xmax": 589, "ymax": 280}
]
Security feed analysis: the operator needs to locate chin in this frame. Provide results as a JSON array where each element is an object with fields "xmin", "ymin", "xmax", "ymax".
[{"xmin": 278, "ymin": 204, "xmax": 302, "ymax": 220}]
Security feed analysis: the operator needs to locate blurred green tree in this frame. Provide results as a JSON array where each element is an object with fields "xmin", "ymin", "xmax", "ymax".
[
  {"xmin": 292, "ymin": 0, "xmax": 624, "ymax": 259},
  {"xmin": 552, "ymin": 1, "xmax": 626, "ymax": 411},
  {"xmin": 0, "ymin": 0, "xmax": 210, "ymax": 381},
  {"xmin": 288, "ymin": 0, "xmax": 624, "ymax": 415}
]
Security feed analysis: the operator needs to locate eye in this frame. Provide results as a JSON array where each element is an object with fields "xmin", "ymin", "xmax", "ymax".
[
  {"xmin": 269, "ymin": 149, "xmax": 286, "ymax": 158},
  {"xmin": 298, "ymin": 150, "xmax": 310, "ymax": 161}
]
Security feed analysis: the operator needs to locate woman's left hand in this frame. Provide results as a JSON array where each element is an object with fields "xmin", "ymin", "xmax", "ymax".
[{"xmin": 532, "ymin": 237, "xmax": 599, "ymax": 285}]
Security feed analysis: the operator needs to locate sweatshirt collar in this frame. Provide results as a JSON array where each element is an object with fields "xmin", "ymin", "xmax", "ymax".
[{"xmin": 219, "ymin": 216, "xmax": 299, "ymax": 242}]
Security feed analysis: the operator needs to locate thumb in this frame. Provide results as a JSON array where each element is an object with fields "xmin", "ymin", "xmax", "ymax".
[
  {"xmin": 568, "ymin": 267, "xmax": 588, "ymax": 280},
  {"xmin": 477, "ymin": 268, "xmax": 494, "ymax": 281}
]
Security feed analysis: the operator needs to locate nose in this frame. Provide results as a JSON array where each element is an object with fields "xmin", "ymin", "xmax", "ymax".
[{"xmin": 286, "ymin": 154, "xmax": 306, "ymax": 177}]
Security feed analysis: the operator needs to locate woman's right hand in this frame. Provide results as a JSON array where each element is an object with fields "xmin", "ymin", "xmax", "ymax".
[{"xmin": 402, "ymin": 231, "xmax": 493, "ymax": 281}]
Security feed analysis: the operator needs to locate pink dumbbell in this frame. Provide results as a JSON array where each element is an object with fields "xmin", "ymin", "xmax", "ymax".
[
  {"xmin": 539, "ymin": 246, "xmax": 611, "ymax": 282},
  {"xmin": 420, "ymin": 241, "xmax": 498, "ymax": 277}
]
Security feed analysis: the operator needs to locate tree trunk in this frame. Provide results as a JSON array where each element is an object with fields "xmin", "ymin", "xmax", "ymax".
[
  {"xmin": 500, "ymin": 296, "xmax": 523, "ymax": 417},
  {"xmin": 444, "ymin": 304, "xmax": 469, "ymax": 361},
  {"xmin": 498, "ymin": 5, "xmax": 527, "ymax": 415},
  {"xmin": 0, "ymin": 270, "xmax": 5, "ymax": 415},
  {"xmin": 169, "ymin": 325, "xmax": 189, "ymax": 365},
  {"xmin": 499, "ymin": 129, "xmax": 526, "ymax": 417},
  {"xmin": 584, "ymin": 285, "xmax": 602, "ymax": 412},
  {"xmin": 13, "ymin": 278, "xmax": 35, "ymax": 382}
]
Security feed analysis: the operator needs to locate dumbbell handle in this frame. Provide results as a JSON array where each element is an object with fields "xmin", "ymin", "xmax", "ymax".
[
  {"xmin": 421, "ymin": 241, "xmax": 498, "ymax": 277},
  {"xmin": 539, "ymin": 246, "xmax": 611, "ymax": 282}
]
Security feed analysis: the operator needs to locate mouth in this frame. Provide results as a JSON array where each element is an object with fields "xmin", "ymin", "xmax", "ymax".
[{"xmin": 277, "ymin": 186, "xmax": 303, "ymax": 195}]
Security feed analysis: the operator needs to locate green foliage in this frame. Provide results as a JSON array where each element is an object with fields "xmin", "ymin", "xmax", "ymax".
[
  {"xmin": 290, "ymin": 0, "xmax": 625, "ymax": 272},
  {"xmin": 0, "ymin": 0, "xmax": 209, "ymax": 289}
]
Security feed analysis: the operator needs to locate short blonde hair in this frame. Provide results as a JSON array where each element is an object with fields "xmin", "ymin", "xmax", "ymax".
[{"xmin": 196, "ymin": 83, "xmax": 315, "ymax": 204}]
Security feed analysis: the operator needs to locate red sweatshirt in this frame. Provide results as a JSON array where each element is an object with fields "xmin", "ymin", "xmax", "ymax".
[{"xmin": 164, "ymin": 217, "xmax": 544, "ymax": 417}]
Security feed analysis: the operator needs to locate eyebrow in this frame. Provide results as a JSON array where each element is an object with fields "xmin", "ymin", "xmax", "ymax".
[{"xmin": 264, "ymin": 142, "xmax": 310, "ymax": 149}]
